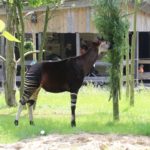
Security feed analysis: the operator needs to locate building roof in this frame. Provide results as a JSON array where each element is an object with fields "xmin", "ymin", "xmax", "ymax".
[
  {"xmin": 140, "ymin": 0, "xmax": 150, "ymax": 14},
  {"xmin": 130, "ymin": 0, "xmax": 150, "ymax": 14},
  {"xmin": 0, "ymin": 0, "xmax": 150, "ymax": 14}
]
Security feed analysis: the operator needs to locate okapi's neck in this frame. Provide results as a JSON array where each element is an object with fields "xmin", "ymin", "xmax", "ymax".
[{"xmin": 80, "ymin": 46, "xmax": 101, "ymax": 76}]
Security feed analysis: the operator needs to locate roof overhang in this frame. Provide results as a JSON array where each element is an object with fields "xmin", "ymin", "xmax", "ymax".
[
  {"xmin": 140, "ymin": 0, "xmax": 150, "ymax": 14},
  {"xmin": 130, "ymin": 0, "xmax": 150, "ymax": 14}
]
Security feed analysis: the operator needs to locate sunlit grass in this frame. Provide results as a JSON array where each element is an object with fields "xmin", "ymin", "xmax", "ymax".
[{"xmin": 0, "ymin": 85, "xmax": 150, "ymax": 143}]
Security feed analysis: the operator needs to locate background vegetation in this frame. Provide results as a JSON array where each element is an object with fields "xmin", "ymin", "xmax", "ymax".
[{"xmin": 0, "ymin": 85, "xmax": 150, "ymax": 143}]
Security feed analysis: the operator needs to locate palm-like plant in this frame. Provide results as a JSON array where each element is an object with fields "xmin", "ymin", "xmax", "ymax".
[{"xmin": 94, "ymin": 0, "xmax": 129, "ymax": 120}]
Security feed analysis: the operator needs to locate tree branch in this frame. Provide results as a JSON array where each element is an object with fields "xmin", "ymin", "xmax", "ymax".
[
  {"xmin": 0, "ymin": 55, "xmax": 6, "ymax": 63},
  {"xmin": 16, "ymin": 50, "xmax": 45, "ymax": 64}
]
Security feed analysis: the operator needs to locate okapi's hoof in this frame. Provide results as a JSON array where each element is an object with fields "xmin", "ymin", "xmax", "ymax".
[
  {"xmin": 30, "ymin": 121, "xmax": 34, "ymax": 125},
  {"xmin": 71, "ymin": 121, "xmax": 76, "ymax": 127},
  {"xmin": 14, "ymin": 120, "xmax": 19, "ymax": 126}
]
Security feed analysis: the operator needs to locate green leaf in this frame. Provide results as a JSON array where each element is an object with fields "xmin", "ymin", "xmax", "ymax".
[
  {"xmin": 9, "ymin": 0, "xmax": 14, "ymax": 4},
  {"xmin": 0, "ymin": 20, "xmax": 6, "ymax": 32},
  {"xmin": 137, "ymin": 0, "xmax": 141, "ymax": 4},
  {"xmin": 2, "ymin": 31, "xmax": 21, "ymax": 42}
]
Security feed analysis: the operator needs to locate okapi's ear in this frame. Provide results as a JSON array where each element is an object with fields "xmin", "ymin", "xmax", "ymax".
[{"xmin": 92, "ymin": 36, "xmax": 103, "ymax": 46}]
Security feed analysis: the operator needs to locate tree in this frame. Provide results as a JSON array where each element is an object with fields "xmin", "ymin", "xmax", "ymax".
[
  {"xmin": 125, "ymin": 0, "xmax": 130, "ymax": 100},
  {"xmin": 14, "ymin": 0, "xmax": 62, "ymax": 97},
  {"xmin": 14, "ymin": 0, "xmax": 26, "ymax": 97},
  {"xmin": 0, "ymin": 0, "xmax": 62, "ymax": 105},
  {"xmin": 130, "ymin": 0, "xmax": 141, "ymax": 106},
  {"xmin": 0, "ymin": 16, "xmax": 20, "ymax": 106},
  {"xmin": 28, "ymin": 0, "xmax": 62, "ymax": 62},
  {"xmin": 94, "ymin": 0, "xmax": 129, "ymax": 120},
  {"xmin": 4, "ymin": 0, "xmax": 18, "ymax": 106}
]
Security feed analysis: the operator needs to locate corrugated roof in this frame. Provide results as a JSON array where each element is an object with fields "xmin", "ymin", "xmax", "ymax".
[
  {"xmin": 130, "ymin": 0, "xmax": 150, "ymax": 14},
  {"xmin": 140, "ymin": 0, "xmax": 150, "ymax": 14}
]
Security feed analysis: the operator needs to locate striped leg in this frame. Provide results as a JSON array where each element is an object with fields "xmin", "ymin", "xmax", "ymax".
[
  {"xmin": 70, "ymin": 93, "xmax": 77, "ymax": 127},
  {"xmin": 28, "ymin": 104, "xmax": 34, "ymax": 125},
  {"xmin": 27, "ymin": 86, "xmax": 41, "ymax": 125},
  {"xmin": 14, "ymin": 72, "xmax": 40, "ymax": 126}
]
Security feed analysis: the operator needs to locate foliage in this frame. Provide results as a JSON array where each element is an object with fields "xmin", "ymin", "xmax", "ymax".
[
  {"xmin": 24, "ymin": 41, "xmax": 34, "ymax": 53},
  {"xmin": 94, "ymin": 0, "xmax": 129, "ymax": 120},
  {"xmin": 0, "ymin": 20, "xmax": 20, "ymax": 42},
  {"xmin": 0, "ymin": 87, "xmax": 150, "ymax": 143},
  {"xmin": 28, "ymin": 0, "xmax": 63, "ymax": 7},
  {"xmin": 2, "ymin": 31, "xmax": 20, "ymax": 42}
]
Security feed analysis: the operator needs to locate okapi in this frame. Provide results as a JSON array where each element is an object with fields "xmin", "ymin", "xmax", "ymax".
[{"xmin": 14, "ymin": 38, "xmax": 110, "ymax": 127}]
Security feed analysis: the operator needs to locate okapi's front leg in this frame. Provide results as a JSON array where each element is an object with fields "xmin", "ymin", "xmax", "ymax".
[{"xmin": 70, "ymin": 93, "xmax": 77, "ymax": 127}]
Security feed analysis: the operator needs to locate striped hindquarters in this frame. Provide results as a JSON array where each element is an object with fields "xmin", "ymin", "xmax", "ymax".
[{"xmin": 22, "ymin": 72, "xmax": 40, "ymax": 103}]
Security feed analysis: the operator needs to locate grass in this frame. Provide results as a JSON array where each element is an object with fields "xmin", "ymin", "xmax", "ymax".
[{"xmin": 0, "ymin": 85, "xmax": 150, "ymax": 143}]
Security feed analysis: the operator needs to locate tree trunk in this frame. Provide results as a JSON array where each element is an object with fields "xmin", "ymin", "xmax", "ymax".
[
  {"xmin": 16, "ymin": 0, "xmax": 25, "ymax": 97},
  {"xmin": 113, "ymin": 93, "xmax": 119, "ymax": 120},
  {"xmin": 111, "ymin": 63, "xmax": 120, "ymax": 121},
  {"xmin": 38, "ymin": 6, "xmax": 50, "ymax": 62},
  {"xmin": 130, "ymin": 0, "xmax": 137, "ymax": 106},
  {"xmin": 125, "ymin": 0, "xmax": 130, "ymax": 100},
  {"xmin": 126, "ymin": 32, "xmax": 130, "ymax": 99},
  {"xmin": 4, "ymin": 1, "xmax": 17, "ymax": 106}
]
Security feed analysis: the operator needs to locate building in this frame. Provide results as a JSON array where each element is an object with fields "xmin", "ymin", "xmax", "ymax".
[{"xmin": 0, "ymin": 0, "xmax": 150, "ymax": 86}]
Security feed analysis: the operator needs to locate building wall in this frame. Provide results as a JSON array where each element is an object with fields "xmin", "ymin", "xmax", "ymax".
[
  {"xmin": 128, "ymin": 11, "xmax": 150, "ymax": 32},
  {"xmin": 23, "ymin": 7, "xmax": 96, "ymax": 33},
  {"xmin": 1, "ymin": 6, "xmax": 150, "ymax": 33}
]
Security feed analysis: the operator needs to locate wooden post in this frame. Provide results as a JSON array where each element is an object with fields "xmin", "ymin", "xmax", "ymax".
[
  {"xmin": 76, "ymin": 33, "xmax": 80, "ymax": 56},
  {"xmin": 37, "ymin": 32, "xmax": 42, "ymax": 59},
  {"xmin": 67, "ymin": 9, "xmax": 72, "ymax": 33},
  {"xmin": 32, "ymin": 32, "xmax": 37, "ymax": 61},
  {"xmin": 135, "ymin": 32, "xmax": 139, "ymax": 86},
  {"xmin": 86, "ymin": 8, "xmax": 90, "ymax": 32}
]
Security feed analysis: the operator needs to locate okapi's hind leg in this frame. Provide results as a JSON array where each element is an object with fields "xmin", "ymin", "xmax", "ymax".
[
  {"xmin": 70, "ymin": 92, "xmax": 78, "ymax": 127},
  {"xmin": 14, "ymin": 85, "xmax": 41, "ymax": 126},
  {"xmin": 27, "ymin": 104, "xmax": 34, "ymax": 125},
  {"xmin": 14, "ymin": 102, "xmax": 24, "ymax": 126},
  {"xmin": 27, "ymin": 86, "xmax": 41, "ymax": 125}
]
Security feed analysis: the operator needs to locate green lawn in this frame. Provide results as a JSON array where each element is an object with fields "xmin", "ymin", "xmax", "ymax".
[{"xmin": 0, "ymin": 85, "xmax": 150, "ymax": 143}]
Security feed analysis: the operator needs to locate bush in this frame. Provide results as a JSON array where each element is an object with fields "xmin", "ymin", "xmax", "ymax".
[{"xmin": 24, "ymin": 41, "xmax": 34, "ymax": 53}]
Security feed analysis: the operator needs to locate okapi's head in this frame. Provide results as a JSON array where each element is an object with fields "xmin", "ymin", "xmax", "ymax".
[{"xmin": 92, "ymin": 37, "xmax": 110, "ymax": 55}]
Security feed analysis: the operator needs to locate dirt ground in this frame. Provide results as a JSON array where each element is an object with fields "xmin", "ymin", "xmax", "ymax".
[{"xmin": 0, "ymin": 134, "xmax": 150, "ymax": 150}]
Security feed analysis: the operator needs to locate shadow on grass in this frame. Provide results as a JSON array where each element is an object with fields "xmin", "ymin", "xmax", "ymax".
[{"xmin": 0, "ymin": 114, "xmax": 150, "ymax": 143}]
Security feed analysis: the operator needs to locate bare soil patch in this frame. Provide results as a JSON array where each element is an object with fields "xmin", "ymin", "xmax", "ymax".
[{"xmin": 0, "ymin": 134, "xmax": 150, "ymax": 150}]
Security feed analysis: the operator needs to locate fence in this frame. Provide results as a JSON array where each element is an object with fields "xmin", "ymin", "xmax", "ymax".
[{"xmin": 0, "ymin": 61, "xmax": 32, "ymax": 91}]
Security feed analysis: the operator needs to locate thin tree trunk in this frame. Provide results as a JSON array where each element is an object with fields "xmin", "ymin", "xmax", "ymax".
[
  {"xmin": 120, "ymin": 57, "xmax": 123, "ymax": 100},
  {"xmin": 110, "ymin": 50, "xmax": 120, "ymax": 121},
  {"xmin": 113, "ymin": 93, "xmax": 119, "ymax": 120},
  {"xmin": 4, "ymin": 0, "xmax": 17, "ymax": 106},
  {"xmin": 125, "ymin": 0, "xmax": 130, "ymax": 100},
  {"xmin": 16, "ymin": 0, "xmax": 25, "ymax": 97},
  {"xmin": 38, "ymin": 6, "xmax": 50, "ymax": 62},
  {"xmin": 130, "ymin": 0, "xmax": 137, "ymax": 106},
  {"xmin": 126, "ymin": 32, "xmax": 130, "ymax": 99}
]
